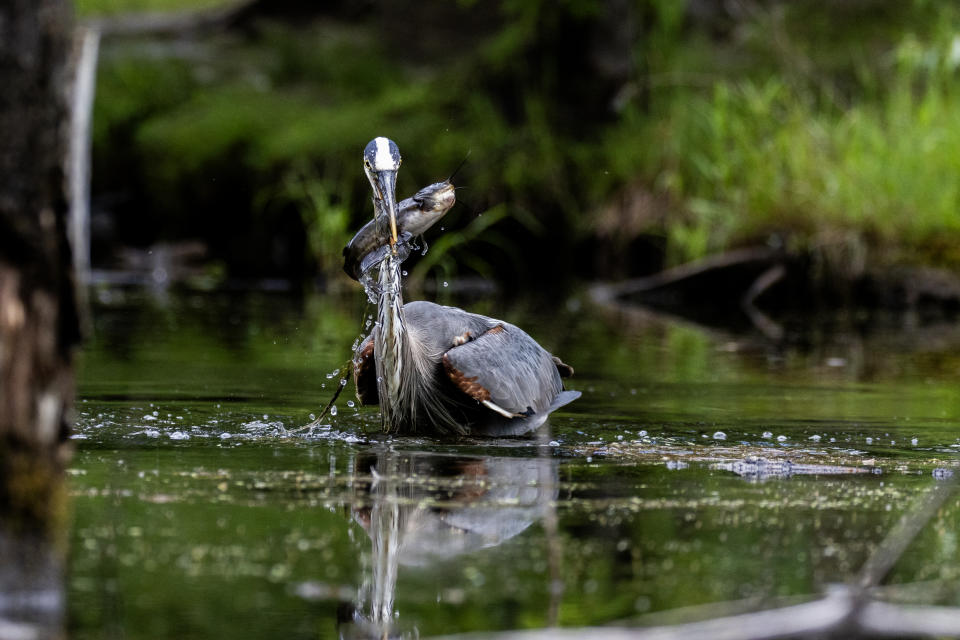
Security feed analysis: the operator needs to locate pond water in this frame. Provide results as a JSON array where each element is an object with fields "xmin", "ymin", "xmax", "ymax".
[{"xmin": 70, "ymin": 287, "xmax": 960, "ymax": 638}]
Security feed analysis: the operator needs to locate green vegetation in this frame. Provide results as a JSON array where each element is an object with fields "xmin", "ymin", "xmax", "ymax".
[
  {"xmin": 86, "ymin": 1, "xmax": 960, "ymax": 285},
  {"xmin": 630, "ymin": 5, "xmax": 960, "ymax": 267},
  {"xmin": 77, "ymin": 0, "xmax": 231, "ymax": 17}
]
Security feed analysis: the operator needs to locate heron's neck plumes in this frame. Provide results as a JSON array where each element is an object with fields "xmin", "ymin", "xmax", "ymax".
[
  {"xmin": 375, "ymin": 252, "xmax": 405, "ymax": 431},
  {"xmin": 373, "ymin": 253, "xmax": 460, "ymax": 434}
]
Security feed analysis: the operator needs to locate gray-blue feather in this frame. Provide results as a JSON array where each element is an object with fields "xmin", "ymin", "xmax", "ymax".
[{"xmin": 441, "ymin": 322, "xmax": 560, "ymax": 414}]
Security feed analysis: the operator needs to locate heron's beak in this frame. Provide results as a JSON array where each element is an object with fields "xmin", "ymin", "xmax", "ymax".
[{"xmin": 372, "ymin": 169, "xmax": 399, "ymax": 250}]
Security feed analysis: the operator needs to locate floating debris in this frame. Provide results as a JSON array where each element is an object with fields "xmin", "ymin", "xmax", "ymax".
[{"xmin": 714, "ymin": 456, "xmax": 872, "ymax": 481}]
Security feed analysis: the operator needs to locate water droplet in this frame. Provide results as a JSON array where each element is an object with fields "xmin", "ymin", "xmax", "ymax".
[
  {"xmin": 263, "ymin": 414, "xmax": 268, "ymax": 420},
  {"xmin": 439, "ymin": 226, "xmax": 445, "ymax": 231},
  {"xmin": 777, "ymin": 435, "xmax": 787, "ymax": 442},
  {"xmin": 911, "ymin": 437, "xmax": 919, "ymax": 445},
  {"xmin": 809, "ymin": 435, "xmax": 821, "ymax": 441},
  {"xmin": 713, "ymin": 431, "xmax": 726, "ymax": 440},
  {"xmin": 340, "ymin": 378, "xmax": 347, "ymax": 387},
  {"xmin": 152, "ymin": 410, "xmax": 159, "ymax": 417},
  {"xmin": 346, "ymin": 400, "xmax": 355, "ymax": 408},
  {"xmin": 308, "ymin": 413, "xmax": 315, "ymax": 421},
  {"xmin": 762, "ymin": 431, "xmax": 773, "ymax": 439},
  {"xmin": 866, "ymin": 437, "xmax": 873, "ymax": 445},
  {"xmin": 330, "ymin": 405, "xmax": 338, "ymax": 416},
  {"xmin": 638, "ymin": 430, "xmax": 647, "ymax": 437},
  {"xmin": 442, "ymin": 281, "xmax": 449, "ymax": 288},
  {"xmin": 402, "ymin": 270, "xmax": 408, "ymax": 276}
]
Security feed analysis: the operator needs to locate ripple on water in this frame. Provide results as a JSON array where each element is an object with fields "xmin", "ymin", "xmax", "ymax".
[{"xmin": 73, "ymin": 407, "xmax": 368, "ymax": 446}]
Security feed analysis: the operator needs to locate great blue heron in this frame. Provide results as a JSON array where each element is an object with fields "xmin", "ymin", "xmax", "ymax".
[{"xmin": 351, "ymin": 137, "xmax": 580, "ymax": 436}]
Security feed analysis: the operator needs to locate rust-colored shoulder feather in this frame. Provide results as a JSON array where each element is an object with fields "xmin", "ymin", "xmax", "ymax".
[{"xmin": 353, "ymin": 338, "xmax": 378, "ymax": 405}]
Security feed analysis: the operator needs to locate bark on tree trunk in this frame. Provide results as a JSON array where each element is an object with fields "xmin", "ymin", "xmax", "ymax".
[{"xmin": 0, "ymin": 0, "xmax": 79, "ymax": 526}]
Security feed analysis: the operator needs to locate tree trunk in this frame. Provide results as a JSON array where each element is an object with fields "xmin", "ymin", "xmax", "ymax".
[{"xmin": 0, "ymin": 0, "xmax": 78, "ymax": 526}]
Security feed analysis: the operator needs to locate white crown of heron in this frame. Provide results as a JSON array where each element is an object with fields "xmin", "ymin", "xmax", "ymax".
[{"xmin": 370, "ymin": 136, "xmax": 400, "ymax": 171}]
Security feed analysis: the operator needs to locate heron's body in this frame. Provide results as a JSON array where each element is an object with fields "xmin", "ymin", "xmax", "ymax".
[
  {"xmin": 354, "ymin": 294, "xmax": 578, "ymax": 436},
  {"xmin": 351, "ymin": 137, "xmax": 580, "ymax": 436}
]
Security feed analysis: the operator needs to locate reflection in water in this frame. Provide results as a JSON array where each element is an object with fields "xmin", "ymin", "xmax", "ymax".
[
  {"xmin": 0, "ymin": 528, "xmax": 64, "ymax": 640},
  {"xmin": 69, "ymin": 290, "xmax": 960, "ymax": 637},
  {"xmin": 340, "ymin": 444, "xmax": 557, "ymax": 638}
]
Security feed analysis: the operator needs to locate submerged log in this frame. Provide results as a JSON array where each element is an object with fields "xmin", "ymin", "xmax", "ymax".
[
  {"xmin": 0, "ymin": 0, "xmax": 79, "ymax": 525},
  {"xmin": 591, "ymin": 246, "xmax": 960, "ymax": 337}
]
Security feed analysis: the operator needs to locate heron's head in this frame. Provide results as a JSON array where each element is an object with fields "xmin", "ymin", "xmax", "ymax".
[{"xmin": 363, "ymin": 137, "xmax": 402, "ymax": 247}]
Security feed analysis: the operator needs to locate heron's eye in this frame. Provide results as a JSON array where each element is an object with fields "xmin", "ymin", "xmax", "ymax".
[{"xmin": 364, "ymin": 160, "xmax": 372, "ymax": 169}]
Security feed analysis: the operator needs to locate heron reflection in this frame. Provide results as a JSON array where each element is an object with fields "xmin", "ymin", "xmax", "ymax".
[{"xmin": 337, "ymin": 448, "xmax": 558, "ymax": 639}]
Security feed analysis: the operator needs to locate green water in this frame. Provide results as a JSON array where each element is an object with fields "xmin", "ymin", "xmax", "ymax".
[{"xmin": 70, "ymin": 288, "xmax": 960, "ymax": 638}]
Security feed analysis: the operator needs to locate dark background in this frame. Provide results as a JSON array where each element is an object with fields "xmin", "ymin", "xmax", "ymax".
[{"xmin": 81, "ymin": 0, "xmax": 960, "ymax": 298}]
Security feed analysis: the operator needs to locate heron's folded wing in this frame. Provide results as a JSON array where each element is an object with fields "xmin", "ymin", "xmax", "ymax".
[{"xmin": 442, "ymin": 325, "xmax": 562, "ymax": 416}]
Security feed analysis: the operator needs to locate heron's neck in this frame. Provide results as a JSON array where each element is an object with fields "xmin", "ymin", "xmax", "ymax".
[
  {"xmin": 375, "ymin": 252, "xmax": 406, "ymax": 430},
  {"xmin": 373, "ymin": 251, "xmax": 457, "ymax": 434}
]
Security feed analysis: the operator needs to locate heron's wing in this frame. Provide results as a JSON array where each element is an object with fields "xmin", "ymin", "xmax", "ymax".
[
  {"xmin": 353, "ymin": 335, "xmax": 378, "ymax": 405},
  {"xmin": 441, "ymin": 324, "xmax": 563, "ymax": 417}
]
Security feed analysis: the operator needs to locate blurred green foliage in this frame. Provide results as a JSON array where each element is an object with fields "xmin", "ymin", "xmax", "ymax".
[
  {"xmin": 637, "ymin": 4, "xmax": 960, "ymax": 267},
  {"xmin": 86, "ymin": 0, "xmax": 960, "ymax": 286},
  {"xmin": 77, "ymin": 0, "xmax": 230, "ymax": 16}
]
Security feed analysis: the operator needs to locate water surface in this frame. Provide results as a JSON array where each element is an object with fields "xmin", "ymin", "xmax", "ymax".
[{"xmin": 71, "ymin": 288, "xmax": 960, "ymax": 638}]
